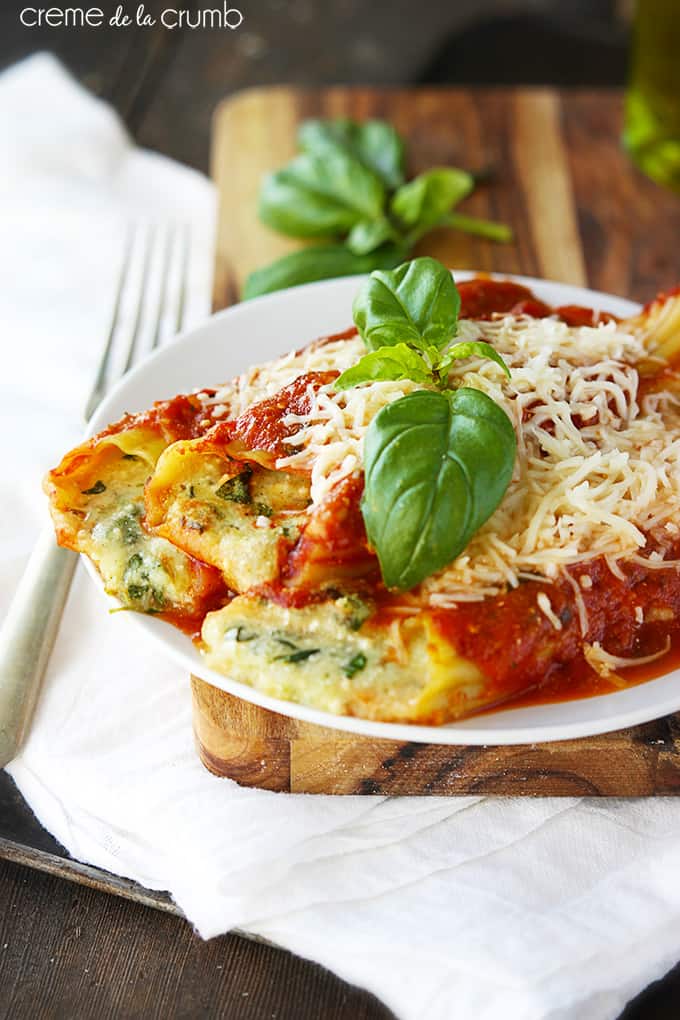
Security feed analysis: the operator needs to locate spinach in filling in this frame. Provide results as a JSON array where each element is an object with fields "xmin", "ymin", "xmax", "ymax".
[
  {"xmin": 123, "ymin": 551, "xmax": 166, "ymax": 611},
  {"xmin": 216, "ymin": 468, "xmax": 253, "ymax": 504}
]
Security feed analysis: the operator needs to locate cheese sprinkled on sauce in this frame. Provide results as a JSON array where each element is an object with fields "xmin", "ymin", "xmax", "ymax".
[
  {"xmin": 536, "ymin": 592, "xmax": 563, "ymax": 631},
  {"xmin": 202, "ymin": 314, "xmax": 680, "ymax": 604}
]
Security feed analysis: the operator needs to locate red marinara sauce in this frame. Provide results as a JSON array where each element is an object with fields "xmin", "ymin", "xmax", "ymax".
[
  {"xmin": 166, "ymin": 277, "xmax": 680, "ymax": 709},
  {"xmin": 457, "ymin": 277, "xmax": 620, "ymax": 327},
  {"xmin": 431, "ymin": 543, "xmax": 680, "ymax": 708},
  {"xmin": 506, "ymin": 637, "xmax": 680, "ymax": 710},
  {"xmin": 230, "ymin": 371, "xmax": 338, "ymax": 458}
]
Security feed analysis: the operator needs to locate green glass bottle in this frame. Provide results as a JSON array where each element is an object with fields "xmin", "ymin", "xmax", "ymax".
[{"xmin": 623, "ymin": 0, "xmax": 680, "ymax": 191}]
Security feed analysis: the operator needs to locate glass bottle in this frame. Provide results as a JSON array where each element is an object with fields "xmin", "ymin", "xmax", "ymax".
[{"xmin": 623, "ymin": 0, "xmax": 680, "ymax": 190}]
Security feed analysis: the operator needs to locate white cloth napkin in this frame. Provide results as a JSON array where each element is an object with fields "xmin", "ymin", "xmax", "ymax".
[{"xmin": 3, "ymin": 53, "xmax": 680, "ymax": 1020}]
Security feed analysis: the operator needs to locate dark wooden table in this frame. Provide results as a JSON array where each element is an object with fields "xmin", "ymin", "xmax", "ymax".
[{"xmin": 2, "ymin": 4, "xmax": 680, "ymax": 1017}]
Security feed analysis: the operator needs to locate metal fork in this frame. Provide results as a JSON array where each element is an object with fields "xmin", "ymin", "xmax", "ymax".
[{"xmin": 0, "ymin": 222, "xmax": 190, "ymax": 768}]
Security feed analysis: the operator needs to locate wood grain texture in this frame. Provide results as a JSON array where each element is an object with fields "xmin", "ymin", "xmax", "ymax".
[
  {"xmin": 211, "ymin": 87, "xmax": 302, "ymax": 308},
  {"xmin": 193, "ymin": 683, "xmax": 680, "ymax": 796},
  {"xmin": 0, "ymin": 853, "xmax": 676, "ymax": 1020},
  {"xmin": 0, "ymin": 857, "xmax": 394, "ymax": 1020},
  {"xmin": 511, "ymin": 91, "xmax": 587, "ymax": 286},
  {"xmin": 562, "ymin": 92, "xmax": 680, "ymax": 299},
  {"xmin": 200, "ymin": 85, "xmax": 680, "ymax": 795},
  {"xmin": 211, "ymin": 86, "xmax": 680, "ymax": 305}
]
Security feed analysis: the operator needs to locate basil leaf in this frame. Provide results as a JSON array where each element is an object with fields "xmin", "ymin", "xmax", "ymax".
[
  {"xmin": 361, "ymin": 388, "xmax": 516, "ymax": 590},
  {"xmin": 335, "ymin": 343, "xmax": 433, "ymax": 391},
  {"xmin": 352, "ymin": 257, "xmax": 460, "ymax": 352},
  {"xmin": 440, "ymin": 341, "xmax": 511, "ymax": 379},
  {"xmin": 259, "ymin": 151, "xmax": 385, "ymax": 238},
  {"xmin": 243, "ymin": 243, "xmax": 407, "ymax": 300},
  {"xmin": 391, "ymin": 168, "xmax": 474, "ymax": 238},
  {"xmin": 298, "ymin": 118, "xmax": 405, "ymax": 190},
  {"xmin": 440, "ymin": 211, "xmax": 513, "ymax": 243},
  {"xmin": 346, "ymin": 218, "xmax": 396, "ymax": 255}
]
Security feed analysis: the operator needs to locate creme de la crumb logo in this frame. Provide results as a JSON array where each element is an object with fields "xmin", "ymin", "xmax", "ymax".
[{"xmin": 19, "ymin": 4, "xmax": 244, "ymax": 30}]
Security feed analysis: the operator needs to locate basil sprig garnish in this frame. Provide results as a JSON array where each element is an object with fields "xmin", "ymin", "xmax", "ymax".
[
  {"xmin": 337, "ymin": 257, "xmax": 516, "ymax": 590},
  {"xmin": 334, "ymin": 343, "xmax": 435, "ymax": 390},
  {"xmin": 352, "ymin": 258, "xmax": 462, "ymax": 352},
  {"xmin": 336, "ymin": 258, "xmax": 510, "ymax": 392},
  {"xmin": 362, "ymin": 389, "xmax": 516, "ymax": 589},
  {"xmin": 246, "ymin": 118, "xmax": 512, "ymax": 298}
]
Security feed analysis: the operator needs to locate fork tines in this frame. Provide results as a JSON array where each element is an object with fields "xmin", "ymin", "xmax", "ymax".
[{"xmin": 84, "ymin": 222, "xmax": 190, "ymax": 421}]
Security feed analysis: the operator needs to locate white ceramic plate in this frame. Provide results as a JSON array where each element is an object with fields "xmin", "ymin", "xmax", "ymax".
[{"xmin": 85, "ymin": 272, "xmax": 680, "ymax": 745}]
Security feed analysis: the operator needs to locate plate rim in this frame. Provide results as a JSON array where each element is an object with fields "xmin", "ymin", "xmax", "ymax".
[{"xmin": 84, "ymin": 270, "xmax": 680, "ymax": 746}]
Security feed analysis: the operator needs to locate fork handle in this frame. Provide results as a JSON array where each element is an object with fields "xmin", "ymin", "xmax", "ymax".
[{"xmin": 0, "ymin": 529, "xmax": 77, "ymax": 768}]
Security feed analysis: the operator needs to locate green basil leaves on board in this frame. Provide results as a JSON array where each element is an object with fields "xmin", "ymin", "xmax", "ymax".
[
  {"xmin": 298, "ymin": 119, "xmax": 405, "ymax": 191},
  {"xmin": 243, "ymin": 243, "xmax": 408, "ymax": 301},
  {"xmin": 346, "ymin": 217, "xmax": 397, "ymax": 256},
  {"xmin": 245, "ymin": 117, "xmax": 513, "ymax": 299},
  {"xmin": 259, "ymin": 151, "xmax": 386, "ymax": 238},
  {"xmin": 440, "ymin": 212, "xmax": 513, "ymax": 244},
  {"xmin": 390, "ymin": 168, "xmax": 474, "ymax": 241},
  {"xmin": 361, "ymin": 388, "xmax": 517, "ymax": 590}
]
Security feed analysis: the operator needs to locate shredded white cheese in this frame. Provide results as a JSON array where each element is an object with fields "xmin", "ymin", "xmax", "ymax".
[
  {"xmin": 536, "ymin": 592, "xmax": 563, "ymax": 631},
  {"xmin": 201, "ymin": 314, "xmax": 680, "ymax": 607},
  {"xmin": 420, "ymin": 317, "xmax": 680, "ymax": 603},
  {"xmin": 206, "ymin": 337, "xmax": 366, "ymax": 418},
  {"xmin": 584, "ymin": 637, "xmax": 671, "ymax": 682},
  {"xmin": 564, "ymin": 571, "xmax": 589, "ymax": 637},
  {"xmin": 275, "ymin": 378, "xmax": 419, "ymax": 504}
]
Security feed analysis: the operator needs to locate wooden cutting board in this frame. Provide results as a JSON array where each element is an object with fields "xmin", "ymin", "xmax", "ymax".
[{"xmin": 195, "ymin": 86, "xmax": 680, "ymax": 796}]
